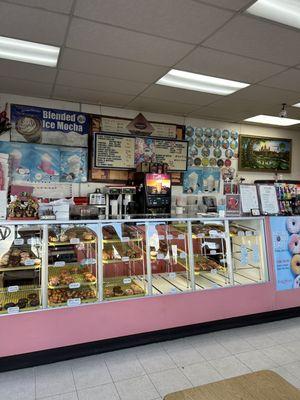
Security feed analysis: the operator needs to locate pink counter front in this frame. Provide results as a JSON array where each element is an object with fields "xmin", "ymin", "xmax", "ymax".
[{"xmin": 0, "ymin": 216, "xmax": 299, "ymax": 360}]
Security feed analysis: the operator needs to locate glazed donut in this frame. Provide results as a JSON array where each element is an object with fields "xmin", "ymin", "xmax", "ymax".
[
  {"xmin": 291, "ymin": 254, "xmax": 300, "ymax": 275},
  {"xmin": 288, "ymin": 234, "xmax": 300, "ymax": 254},
  {"xmin": 286, "ymin": 217, "xmax": 300, "ymax": 234}
]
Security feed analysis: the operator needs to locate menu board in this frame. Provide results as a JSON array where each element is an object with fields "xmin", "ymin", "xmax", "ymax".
[
  {"xmin": 258, "ymin": 184, "xmax": 279, "ymax": 215},
  {"xmin": 240, "ymin": 184, "xmax": 259, "ymax": 214},
  {"xmin": 155, "ymin": 139, "xmax": 188, "ymax": 171},
  {"xmin": 100, "ymin": 117, "xmax": 177, "ymax": 138},
  {"xmin": 94, "ymin": 133, "xmax": 135, "ymax": 169}
]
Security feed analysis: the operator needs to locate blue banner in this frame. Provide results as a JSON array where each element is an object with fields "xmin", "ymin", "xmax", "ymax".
[
  {"xmin": 10, "ymin": 104, "xmax": 90, "ymax": 147},
  {"xmin": 270, "ymin": 216, "xmax": 300, "ymax": 290}
]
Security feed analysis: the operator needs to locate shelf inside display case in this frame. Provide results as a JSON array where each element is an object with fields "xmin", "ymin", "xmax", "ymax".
[
  {"xmin": 47, "ymin": 224, "xmax": 99, "ymax": 307},
  {"xmin": 0, "ymin": 286, "xmax": 40, "ymax": 314}
]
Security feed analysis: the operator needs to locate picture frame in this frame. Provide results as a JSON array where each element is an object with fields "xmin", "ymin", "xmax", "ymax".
[
  {"xmin": 257, "ymin": 184, "xmax": 279, "ymax": 215},
  {"xmin": 238, "ymin": 135, "xmax": 292, "ymax": 173},
  {"xmin": 225, "ymin": 194, "xmax": 241, "ymax": 216},
  {"xmin": 239, "ymin": 184, "xmax": 259, "ymax": 214}
]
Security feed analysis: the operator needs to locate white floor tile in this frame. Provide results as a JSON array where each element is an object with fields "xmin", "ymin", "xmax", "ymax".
[
  {"xmin": 282, "ymin": 340, "xmax": 300, "ymax": 361},
  {"xmin": 105, "ymin": 354, "xmax": 145, "ymax": 382},
  {"xmin": 214, "ymin": 334, "xmax": 254, "ymax": 354},
  {"xmin": 115, "ymin": 375, "xmax": 159, "ymax": 400},
  {"xmin": 36, "ymin": 363, "xmax": 76, "ymax": 399},
  {"xmin": 40, "ymin": 393, "xmax": 78, "ymax": 400},
  {"xmin": 149, "ymin": 368, "xmax": 192, "ymax": 397},
  {"xmin": 281, "ymin": 361, "xmax": 300, "ymax": 379},
  {"xmin": 0, "ymin": 368, "xmax": 35, "ymax": 400},
  {"xmin": 71, "ymin": 355, "xmax": 111, "ymax": 390},
  {"xmin": 209, "ymin": 355, "xmax": 251, "ymax": 379},
  {"xmin": 181, "ymin": 361, "xmax": 222, "ymax": 386},
  {"xmin": 166, "ymin": 345, "xmax": 205, "ymax": 367},
  {"xmin": 137, "ymin": 349, "xmax": 176, "ymax": 374},
  {"xmin": 192, "ymin": 339, "xmax": 230, "ymax": 361},
  {"xmin": 236, "ymin": 349, "xmax": 278, "ymax": 371},
  {"xmin": 262, "ymin": 345, "xmax": 299, "ymax": 366},
  {"xmin": 239, "ymin": 331, "xmax": 277, "ymax": 349},
  {"xmin": 77, "ymin": 383, "xmax": 120, "ymax": 400}
]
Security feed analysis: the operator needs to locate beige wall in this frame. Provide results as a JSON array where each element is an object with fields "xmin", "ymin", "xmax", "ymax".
[{"xmin": 0, "ymin": 92, "xmax": 299, "ymax": 195}]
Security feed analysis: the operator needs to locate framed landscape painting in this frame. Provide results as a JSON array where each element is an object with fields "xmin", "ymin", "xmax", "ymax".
[{"xmin": 238, "ymin": 135, "xmax": 292, "ymax": 173}]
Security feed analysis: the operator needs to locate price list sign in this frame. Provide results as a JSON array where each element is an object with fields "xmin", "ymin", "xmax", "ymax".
[
  {"xmin": 94, "ymin": 133, "xmax": 135, "ymax": 170},
  {"xmin": 155, "ymin": 139, "xmax": 188, "ymax": 171}
]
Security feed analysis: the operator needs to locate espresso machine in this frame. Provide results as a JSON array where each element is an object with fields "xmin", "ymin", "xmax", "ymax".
[{"xmin": 133, "ymin": 172, "xmax": 171, "ymax": 215}]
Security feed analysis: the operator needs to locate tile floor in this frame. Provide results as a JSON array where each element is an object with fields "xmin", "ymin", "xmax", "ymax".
[{"xmin": 2, "ymin": 317, "xmax": 300, "ymax": 400}]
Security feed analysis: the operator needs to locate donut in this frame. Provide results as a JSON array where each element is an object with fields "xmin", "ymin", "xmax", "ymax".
[
  {"xmin": 288, "ymin": 234, "xmax": 300, "ymax": 254},
  {"xmin": 294, "ymin": 276, "xmax": 300, "ymax": 288},
  {"xmin": 286, "ymin": 217, "xmax": 300, "ymax": 234},
  {"xmin": 291, "ymin": 254, "xmax": 300, "ymax": 275}
]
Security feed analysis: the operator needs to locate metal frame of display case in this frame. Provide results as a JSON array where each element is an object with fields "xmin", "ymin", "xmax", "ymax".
[{"xmin": 0, "ymin": 216, "xmax": 269, "ymax": 316}]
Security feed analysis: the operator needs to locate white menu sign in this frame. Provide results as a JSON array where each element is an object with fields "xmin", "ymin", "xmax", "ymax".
[
  {"xmin": 240, "ymin": 184, "xmax": 259, "ymax": 213},
  {"xmin": 155, "ymin": 139, "xmax": 188, "ymax": 171},
  {"xmin": 258, "ymin": 185, "xmax": 279, "ymax": 214}
]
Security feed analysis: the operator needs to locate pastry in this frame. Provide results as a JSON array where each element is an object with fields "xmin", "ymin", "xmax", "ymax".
[
  {"xmin": 34, "ymin": 258, "xmax": 41, "ymax": 265},
  {"xmin": 288, "ymin": 234, "xmax": 300, "ymax": 255},
  {"xmin": 83, "ymin": 232, "xmax": 93, "ymax": 241},
  {"xmin": 49, "ymin": 276, "xmax": 60, "ymax": 286},
  {"xmin": 130, "ymin": 284, "xmax": 143, "ymax": 294},
  {"xmin": 113, "ymin": 285, "xmax": 123, "ymax": 296},
  {"xmin": 17, "ymin": 299, "xmax": 28, "ymax": 309},
  {"xmin": 59, "ymin": 234, "xmax": 68, "ymax": 242},
  {"xmin": 125, "ymin": 288, "xmax": 134, "ymax": 295},
  {"xmin": 27, "ymin": 293, "xmax": 38, "ymax": 300},
  {"xmin": 291, "ymin": 254, "xmax": 300, "ymax": 275},
  {"xmin": 4, "ymin": 302, "xmax": 16, "ymax": 309},
  {"xmin": 70, "ymin": 267, "xmax": 79, "ymax": 274},
  {"xmin": 83, "ymin": 272, "xmax": 96, "ymax": 282},
  {"xmin": 49, "ymin": 236, "xmax": 58, "ymax": 242},
  {"xmin": 104, "ymin": 288, "xmax": 113, "ymax": 297},
  {"xmin": 286, "ymin": 217, "xmax": 300, "ymax": 234},
  {"xmin": 29, "ymin": 299, "xmax": 39, "ymax": 307}
]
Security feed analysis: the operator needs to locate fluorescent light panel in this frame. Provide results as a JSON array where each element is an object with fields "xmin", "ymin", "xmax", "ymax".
[
  {"xmin": 246, "ymin": 0, "xmax": 300, "ymax": 30},
  {"xmin": 156, "ymin": 69, "xmax": 249, "ymax": 95},
  {"xmin": 244, "ymin": 114, "xmax": 300, "ymax": 126},
  {"xmin": 292, "ymin": 102, "xmax": 300, "ymax": 108},
  {"xmin": 0, "ymin": 36, "xmax": 60, "ymax": 67}
]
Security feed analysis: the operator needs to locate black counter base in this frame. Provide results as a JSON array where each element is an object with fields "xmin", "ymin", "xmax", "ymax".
[{"xmin": 1, "ymin": 306, "xmax": 300, "ymax": 372}]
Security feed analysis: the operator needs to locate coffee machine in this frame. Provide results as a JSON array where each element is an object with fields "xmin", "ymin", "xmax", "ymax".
[
  {"xmin": 106, "ymin": 186, "xmax": 136, "ymax": 217},
  {"xmin": 134, "ymin": 173, "xmax": 171, "ymax": 215}
]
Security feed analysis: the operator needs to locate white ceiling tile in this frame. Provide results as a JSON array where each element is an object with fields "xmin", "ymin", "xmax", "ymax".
[
  {"xmin": 0, "ymin": 2, "xmax": 69, "ymax": 45},
  {"xmin": 195, "ymin": 0, "xmax": 254, "ymax": 11},
  {"xmin": 227, "ymin": 85, "xmax": 300, "ymax": 105},
  {"xmin": 176, "ymin": 47, "xmax": 286, "ymax": 83},
  {"xmin": 259, "ymin": 69, "xmax": 300, "ymax": 92},
  {"xmin": 66, "ymin": 18, "xmax": 193, "ymax": 66},
  {"xmin": 0, "ymin": 59, "xmax": 56, "ymax": 83},
  {"xmin": 53, "ymin": 85, "xmax": 135, "ymax": 106},
  {"xmin": 60, "ymin": 48, "xmax": 168, "ymax": 83},
  {"xmin": 203, "ymin": 15, "xmax": 300, "ymax": 66},
  {"xmin": 141, "ymin": 84, "xmax": 219, "ymax": 105},
  {"xmin": 126, "ymin": 97, "xmax": 199, "ymax": 115},
  {"xmin": 5, "ymin": 0, "xmax": 73, "ymax": 13},
  {"xmin": 56, "ymin": 70, "xmax": 148, "ymax": 95},
  {"xmin": 0, "ymin": 76, "xmax": 52, "ymax": 97},
  {"xmin": 74, "ymin": 0, "xmax": 233, "ymax": 44}
]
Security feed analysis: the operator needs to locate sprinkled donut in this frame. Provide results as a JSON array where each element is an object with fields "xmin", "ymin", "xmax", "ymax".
[
  {"xmin": 288, "ymin": 234, "xmax": 300, "ymax": 254},
  {"xmin": 286, "ymin": 217, "xmax": 300, "ymax": 234},
  {"xmin": 291, "ymin": 254, "xmax": 300, "ymax": 275}
]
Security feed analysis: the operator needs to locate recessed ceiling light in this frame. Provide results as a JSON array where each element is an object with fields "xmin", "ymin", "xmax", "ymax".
[
  {"xmin": 246, "ymin": 0, "xmax": 300, "ymax": 30},
  {"xmin": 0, "ymin": 36, "xmax": 60, "ymax": 67},
  {"xmin": 292, "ymin": 102, "xmax": 300, "ymax": 108},
  {"xmin": 244, "ymin": 115, "xmax": 300, "ymax": 126},
  {"xmin": 156, "ymin": 69, "xmax": 249, "ymax": 95}
]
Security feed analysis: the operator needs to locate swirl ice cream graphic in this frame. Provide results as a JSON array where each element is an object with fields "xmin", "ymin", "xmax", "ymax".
[
  {"xmin": 38, "ymin": 153, "xmax": 57, "ymax": 175},
  {"xmin": 286, "ymin": 217, "xmax": 300, "ymax": 288}
]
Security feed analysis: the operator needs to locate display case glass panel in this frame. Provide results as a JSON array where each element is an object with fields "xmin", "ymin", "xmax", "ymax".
[
  {"xmin": 47, "ymin": 224, "xmax": 98, "ymax": 307},
  {"xmin": 229, "ymin": 219, "xmax": 268, "ymax": 284},
  {"xmin": 147, "ymin": 221, "xmax": 192, "ymax": 294},
  {"xmin": 0, "ymin": 224, "xmax": 42, "ymax": 314},
  {"xmin": 102, "ymin": 222, "xmax": 146, "ymax": 300},
  {"xmin": 190, "ymin": 220, "xmax": 230, "ymax": 289}
]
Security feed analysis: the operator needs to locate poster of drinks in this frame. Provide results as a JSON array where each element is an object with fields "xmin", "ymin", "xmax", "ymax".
[
  {"xmin": 0, "ymin": 142, "xmax": 87, "ymax": 183},
  {"xmin": 10, "ymin": 104, "xmax": 90, "ymax": 147}
]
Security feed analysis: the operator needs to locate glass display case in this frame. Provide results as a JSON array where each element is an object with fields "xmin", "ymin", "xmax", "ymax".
[
  {"xmin": 0, "ymin": 216, "xmax": 269, "ymax": 315},
  {"xmin": 0, "ymin": 224, "xmax": 42, "ymax": 314},
  {"xmin": 229, "ymin": 219, "xmax": 268, "ymax": 284},
  {"xmin": 102, "ymin": 222, "xmax": 146, "ymax": 300},
  {"xmin": 147, "ymin": 221, "xmax": 192, "ymax": 295},
  {"xmin": 190, "ymin": 220, "xmax": 230, "ymax": 289},
  {"xmin": 47, "ymin": 224, "xmax": 98, "ymax": 307}
]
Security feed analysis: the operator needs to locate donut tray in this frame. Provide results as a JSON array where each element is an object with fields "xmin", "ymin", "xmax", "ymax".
[
  {"xmin": 103, "ymin": 278, "xmax": 146, "ymax": 301},
  {"xmin": 0, "ymin": 285, "xmax": 41, "ymax": 314},
  {"xmin": 48, "ymin": 268, "xmax": 97, "ymax": 289},
  {"xmin": 48, "ymin": 286, "xmax": 97, "ymax": 307}
]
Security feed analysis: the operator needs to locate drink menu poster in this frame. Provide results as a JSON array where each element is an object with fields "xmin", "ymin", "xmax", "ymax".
[{"xmin": 94, "ymin": 133, "xmax": 135, "ymax": 169}]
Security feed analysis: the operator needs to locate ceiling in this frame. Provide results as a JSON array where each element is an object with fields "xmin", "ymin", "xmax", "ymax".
[{"xmin": 1, "ymin": 0, "xmax": 300, "ymax": 126}]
